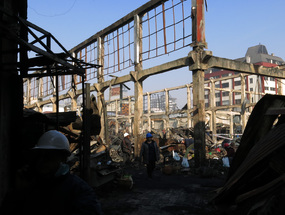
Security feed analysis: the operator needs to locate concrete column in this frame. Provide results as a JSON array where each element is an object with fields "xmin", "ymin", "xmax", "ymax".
[
  {"xmin": 96, "ymin": 36, "xmax": 108, "ymax": 143},
  {"xmin": 191, "ymin": 0, "xmax": 207, "ymax": 167},
  {"xmin": 128, "ymin": 96, "xmax": 132, "ymax": 134},
  {"xmin": 192, "ymin": 67, "xmax": 206, "ymax": 167},
  {"xmin": 97, "ymin": 90, "xmax": 107, "ymax": 143},
  {"xmin": 37, "ymin": 78, "xmax": 43, "ymax": 98},
  {"xmin": 229, "ymin": 111, "xmax": 234, "ymax": 138},
  {"xmin": 51, "ymin": 96, "xmax": 56, "ymax": 112},
  {"xmin": 187, "ymin": 85, "xmax": 192, "ymax": 128},
  {"xmin": 27, "ymin": 78, "xmax": 31, "ymax": 105},
  {"xmin": 133, "ymin": 80, "xmax": 143, "ymax": 157},
  {"xmin": 277, "ymin": 79, "xmax": 283, "ymax": 95},
  {"xmin": 115, "ymin": 100, "xmax": 119, "ymax": 134},
  {"xmin": 36, "ymin": 103, "xmax": 43, "ymax": 112},
  {"xmin": 164, "ymin": 89, "xmax": 169, "ymax": 137},
  {"xmin": 133, "ymin": 14, "xmax": 143, "ymax": 157},
  {"xmin": 147, "ymin": 93, "xmax": 151, "ymax": 132},
  {"xmin": 68, "ymin": 89, "xmax": 78, "ymax": 111}
]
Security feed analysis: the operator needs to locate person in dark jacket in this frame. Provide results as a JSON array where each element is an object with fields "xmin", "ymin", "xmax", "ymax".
[
  {"xmin": 224, "ymin": 142, "xmax": 235, "ymax": 165},
  {"xmin": 0, "ymin": 130, "xmax": 103, "ymax": 215},
  {"xmin": 121, "ymin": 132, "xmax": 133, "ymax": 163},
  {"xmin": 140, "ymin": 133, "xmax": 160, "ymax": 178}
]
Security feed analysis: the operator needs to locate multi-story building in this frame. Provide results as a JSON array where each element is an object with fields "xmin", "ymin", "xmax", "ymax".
[{"xmin": 204, "ymin": 44, "xmax": 284, "ymax": 108}]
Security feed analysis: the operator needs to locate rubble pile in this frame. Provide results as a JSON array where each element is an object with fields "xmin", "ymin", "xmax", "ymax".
[{"xmin": 213, "ymin": 94, "xmax": 285, "ymax": 215}]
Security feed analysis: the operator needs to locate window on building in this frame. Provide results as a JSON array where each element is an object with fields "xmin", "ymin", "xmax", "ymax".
[
  {"xmin": 215, "ymin": 92, "xmax": 220, "ymax": 98},
  {"xmin": 235, "ymin": 99, "xmax": 241, "ymax": 104},
  {"xmin": 234, "ymin": 80, "xmax": 241, "ymax": 86},
  {"xmin": 205, "ymin": 103, "xmax": 209, "ymax": 108},
  {"xmin": 250, "ymin": 78, "xmax": 253, "ymax": 84},
  {"xmin": 222, "ymin": 91, "xmax": 229, "ymax": 96},
  {"xmin": 223, "ymin": 100, "xmax": 229, "ymax": 105},
  {"xmin": 270, "ymin": 87, "xmax": 276, "ymax": 91},
  {"xmin": 264, "ymin": 77, "xmax": 268, "ymax": 80},
  {"xmin": 205, "ymin": 94, "xmax": 209, "ymax": 99},
  {"xmin": 222, "ymin": 83, "xmax": 229, "ymax": 88},
  {"xmin": 216, "ymin": 101, "xmax": 221, "ymax": 106},
  {"xmin": 235, "ymin": 92, "xmax": 241, "ymax": 95},
  {"xmin": 265, "ymin": 87, "xmax": 269, "ymax": 90},
  {"xmin": 222, "ymin": 73, "xmax": 229, "ymax": 77},
  {"xmin": 215, "ymin": 84, "xmax": 220, "ymax": 88},
  {"xmin": 250, "ymin": 88, "xmax": 253, "ymax": 91},
  {"xmin": 270, "ymin": 77, "xmax": 275, "ymax": 81}
]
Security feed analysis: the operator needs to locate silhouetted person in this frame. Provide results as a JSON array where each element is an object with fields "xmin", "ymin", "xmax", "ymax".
[
  {"xmin": 1, "ymin": 130, "xmax": 103, "ymax": 215},
  {"xmin": 140, "ymin": 133, "xmax": 160, "ymax": 178}
]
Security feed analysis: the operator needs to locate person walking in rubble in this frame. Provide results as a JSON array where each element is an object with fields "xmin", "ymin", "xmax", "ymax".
[
  {"xmin": 122, "ymin": 132, "xmax": 133, "ymax": 163},
  {"xmin": 140, "ymin": 132, "xmax": 160, "ymax": 178},
  {"xmin": 0, "ymin": 130, "xmax": 103, "ymax": 215},
  {"xmin": 223, "ymin": 142, "xmax": 235, "ymax": 166}
]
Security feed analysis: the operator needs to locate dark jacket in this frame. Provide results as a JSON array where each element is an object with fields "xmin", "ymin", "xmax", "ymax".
[
  {"xmin": 140, "ymin": 140, "xmax": 160, "ymax": 164},
  {"xmin": 0, "ymin": 173, "xmax": 102, "ymax": 215},
  {"xmin": 225, "ymin": 147, "xmax": 235, "ymax": 158},
  {"xmin": 122, "ymin": 137, "xmax": 132, "ymax": 155}
]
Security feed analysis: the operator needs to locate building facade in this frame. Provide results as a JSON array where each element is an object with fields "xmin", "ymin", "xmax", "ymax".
[{"xmin": 204, "ymin": 44, "xmax": 284, "ymax": 108}]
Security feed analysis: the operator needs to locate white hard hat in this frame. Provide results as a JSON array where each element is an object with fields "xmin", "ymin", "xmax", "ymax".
[
  {"xmin": 34, "ymin": 130, "xmax": 70, "ymax": 154},
  {"xmin": 124, "ymin": 133, "xmax": 130, "ymax": 137}
]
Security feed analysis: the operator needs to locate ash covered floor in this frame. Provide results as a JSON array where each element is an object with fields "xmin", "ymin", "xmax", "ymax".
[{"xmin": 96, "ymin": 164, "xmax": 226, "ymax": 215}]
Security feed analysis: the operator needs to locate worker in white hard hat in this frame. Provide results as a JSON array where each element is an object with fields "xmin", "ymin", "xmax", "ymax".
[
  {"xmin": 121, "ymin": 132, "xmax": 133, "ymax": 163},
  {"xmin": 0, "ymin": 130, "xmax": 103, "ymax": 215}
]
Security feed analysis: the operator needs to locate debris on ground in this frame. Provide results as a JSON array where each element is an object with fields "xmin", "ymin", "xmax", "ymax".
[{"xmin": 213, "ymin": 94, "xmax": 285, "ymax": 215}]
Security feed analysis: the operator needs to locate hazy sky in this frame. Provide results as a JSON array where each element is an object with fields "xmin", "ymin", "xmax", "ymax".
[{"xmin": 27, "ymin": 0, "xmax": 285, "ymax": 107}]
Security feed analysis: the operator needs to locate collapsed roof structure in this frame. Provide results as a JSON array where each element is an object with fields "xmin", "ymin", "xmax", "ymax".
[{"xmin": 213, "ymin": 94, "xmax": 285, "ymax": 214}]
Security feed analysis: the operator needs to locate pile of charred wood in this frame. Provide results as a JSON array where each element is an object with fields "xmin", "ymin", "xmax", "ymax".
[{"xmin": 212, "ymin": 94, "xmax": 285, "ymax": 215}]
